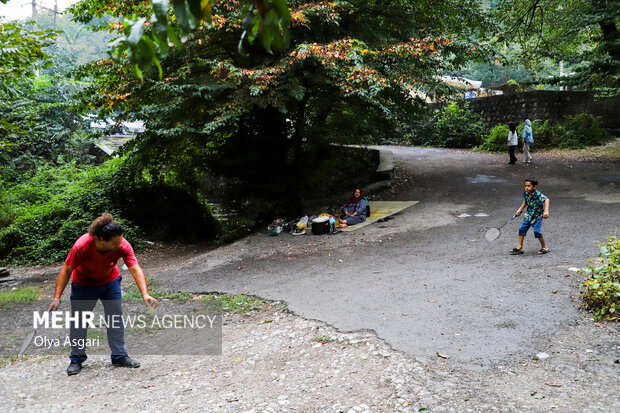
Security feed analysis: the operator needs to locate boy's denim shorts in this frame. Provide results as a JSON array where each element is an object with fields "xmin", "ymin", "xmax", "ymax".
[{"xmin": 518, "ymin": 219, "xmax": 543, "ymax": 238}]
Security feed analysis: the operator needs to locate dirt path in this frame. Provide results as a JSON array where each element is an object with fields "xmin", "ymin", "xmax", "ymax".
[{"xmin": 1, "ymin": 146, "xmax": 618, "ymax": 412}]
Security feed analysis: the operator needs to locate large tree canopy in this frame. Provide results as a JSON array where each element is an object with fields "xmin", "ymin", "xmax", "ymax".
[
  {"xmin": 72, "ymin": 1, "xmax": 491, "ymax": 186},
  {"xmin": 496, "ymin": 0, "xmax": 620, "ymax": 95}
]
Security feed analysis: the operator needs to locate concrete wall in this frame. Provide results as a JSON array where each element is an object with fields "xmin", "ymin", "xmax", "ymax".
[{"xmin": 457, "ymin": 91, "xmax": 620, "ymax": 130}]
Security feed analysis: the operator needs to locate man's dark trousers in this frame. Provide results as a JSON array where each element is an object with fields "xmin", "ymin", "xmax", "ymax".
[{"xmin": 69, "ymin": 276, "xmax": 127, "ymax": 363}]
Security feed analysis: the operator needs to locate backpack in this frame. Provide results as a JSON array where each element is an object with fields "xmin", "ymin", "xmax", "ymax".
[{"xmin": 365, "ymin": 197, "xmax": 371, "ymax": 217}]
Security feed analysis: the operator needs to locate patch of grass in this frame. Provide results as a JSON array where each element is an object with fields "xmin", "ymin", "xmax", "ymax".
[
  {"xmin": 213, "ymin": 293, "xmax": 266, "ymax": 314},
  {"xmin": 0, "ymin": 286, "xmax": 42, "ymax": 301},
  {"xmin": 123, "ymin": 277, "xmax": 266, "ymax": 314},
  {"xmin": 0, "ymin": 355, "xmax": 20, "ymax": 367},
  {"xmin": 313, "ymin": 335, "xmax": 333, "ymax": 343},
  {"xmin": 548, "ymin": 138, "xmax": 620, "ymax": 160},
  {"xmin": 123, "ymin": 278, "xmax": 266, "ymax": 314},
  {"xmin": 86, "ymin": 329, "xmax": 107, "ymax": 341},
  {"xmin": 581, "ymin": 235, "xmax": 620, "ymax": 321},
  {"xmin": 123, "ymin": 278, "xmax": 194, "ymax": 302},
  {"xmin": 0, "ymin": 354, "xmax": 53, "ymax": 368}
]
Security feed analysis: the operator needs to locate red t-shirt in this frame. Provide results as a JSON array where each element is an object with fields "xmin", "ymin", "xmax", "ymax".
[{"xmin": 65, "ymin": 233, "xmax": 138, "ymax": 286}]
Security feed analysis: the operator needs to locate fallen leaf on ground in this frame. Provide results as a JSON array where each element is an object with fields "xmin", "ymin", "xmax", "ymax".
[
  {"xmin": 436, "ymin": 352, "xmax": 450, "ymax": 359},
  {"xmin": 594, "ymin": 322, "xmax": 607, "ymax": 328},
  {"xmin": 545, "ymin": 383, "xmax": 562, "ymax": 387}
]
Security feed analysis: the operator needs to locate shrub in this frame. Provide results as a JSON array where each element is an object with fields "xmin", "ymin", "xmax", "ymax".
[
  {"xmin": 562, "ymin": 113, "xmax": 610, "ymax": 147},
  {"xmin": 476, "ymin": 124, "xmax": 510, "ymax": 152},
  {"xmin": 0, "ymin": 160, "xmax": 138, "ymax": 264},
  {"xmin": 476, "ymin": 113, "xmax": 612, "ymax": 152},
  {"xmin": 422, "ymin": 102, "xmax": 487, "ymax": 148},
  {"xmin": 0, "ymin": 158, "xmax": 221, "ymax": 265},
  {"xmin": 581, "ymin": 235, "xmax": 620, "ymax": 321}
]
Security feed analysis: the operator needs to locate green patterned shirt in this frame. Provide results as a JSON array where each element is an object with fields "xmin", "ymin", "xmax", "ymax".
[{"xmin": 523, "ymin": 190, "xmax": 548, "ymax": 223}]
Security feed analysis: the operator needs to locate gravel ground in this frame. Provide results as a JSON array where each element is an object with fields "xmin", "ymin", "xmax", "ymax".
[{"xmin": 0, "ymin": 304, "xmax": 617, "ymax": 413}]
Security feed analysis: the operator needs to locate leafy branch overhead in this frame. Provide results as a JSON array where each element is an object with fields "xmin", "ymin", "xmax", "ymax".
[
  {"xmin": 495, "ymin": 0, "xmax": 620, "ymax": 95},
  {"xmin": 109, "ymin": 0, "xmax": 292, "ymax": 81},
  {"xmin": 0, "ymin": 23, "xmax": 56, "ymax": 85}
]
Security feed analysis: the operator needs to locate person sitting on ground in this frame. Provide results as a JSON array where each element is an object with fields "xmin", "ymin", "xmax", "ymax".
[{"xmin": 339, "ymin": 188, "xmax": 367, "ymax": 227}]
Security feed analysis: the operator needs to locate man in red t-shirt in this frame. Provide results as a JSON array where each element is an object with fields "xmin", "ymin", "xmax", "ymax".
[{"xmin": 48, "ymin": 213, "xmax": 158, "ymax": 375}]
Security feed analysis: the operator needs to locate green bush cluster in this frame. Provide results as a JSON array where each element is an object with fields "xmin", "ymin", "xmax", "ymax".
[
  {"xmin": 0, "ymin": 159, "xmax": 139, "ymax": 264},
  {"xmin": 412, "ymin": 102, "xmax": 487, "ymax": 148},
  {"xmin": 476, "ymin": 114, "xmax": 611, "ymax": 152},
  {"xmin": 475, "ymin": 123, "xmax": 514, "ymax": 152},
  {"xmin": 0, "ymin": 157, "xmax": 221, "ymax": 265},
  {"xmin": 0, "ymin": 75, "xmax": 96, "ymax": 182},
  {"xmin": 581, "ymin": 235, "xmax": 620, "ymax": 321}
]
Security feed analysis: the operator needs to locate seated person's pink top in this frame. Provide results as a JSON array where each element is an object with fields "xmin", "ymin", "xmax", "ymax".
[{"xmin": 65, "ymin": 233, "xmax": 137, "ymax": 287}]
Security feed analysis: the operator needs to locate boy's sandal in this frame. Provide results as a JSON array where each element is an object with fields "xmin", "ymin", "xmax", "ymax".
[
  {"xmin": 509, "ymin": 248, "xmax": 524, "ymax": 255},
  {"xmin": 538, "ymin": 248, "xmax": 550, "ymax": 254}
]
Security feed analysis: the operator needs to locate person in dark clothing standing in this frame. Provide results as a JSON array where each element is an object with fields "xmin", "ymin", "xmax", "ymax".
[{"xmin": 507, "ymin": 122, "xmax": 518, "ymax": 164}]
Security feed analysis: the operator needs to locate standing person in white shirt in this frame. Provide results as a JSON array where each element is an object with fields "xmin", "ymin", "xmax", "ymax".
[{"xmin": 507, "ymin": 122, "xmax": 518, "ymax": 164}]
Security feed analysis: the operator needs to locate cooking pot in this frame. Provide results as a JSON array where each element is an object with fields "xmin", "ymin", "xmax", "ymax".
[{"xmin": 311, "ymin": 216, "xmax": 331, "ymax": 235}]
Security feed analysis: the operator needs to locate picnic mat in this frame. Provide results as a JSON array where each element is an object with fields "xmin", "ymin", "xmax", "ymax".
[{"xmin": 340, "ymin": 201, "xmax": 419, "ymax": 231}]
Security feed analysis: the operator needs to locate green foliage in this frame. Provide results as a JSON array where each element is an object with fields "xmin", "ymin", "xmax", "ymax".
[
  {"xmin": 0, "ymin": 21, "xmax": 56, "ymax": 86},
  {"xmin": 0, "ymin": 160, "xmax": 138, "ymax": 264},
  {"xmin": 123, "ymin": 277, "xmax": 194, "ymax": 301},
  {"xmin": 554, "ymin": 113, "xmax": 611, "ymax": 147},
  {"xmin": 458, "ymin": 59, "xmax": 537, "ymax": 88},
  {"xmin": 581, "ymin": 235, "xmax": 620, "ymax": 321},
  {"xmin": 476, "ymin": 123, "xmax": 511, "ymax": 152},
  {"xmin": 476, "ymin": 114, "xmax": 612, "ymax": 152},
  {"xmin": 414, "ymin": 102, "xmax": 488, "ymax": 148},
  {"xmin": 0, "ymin": 157, "xmax": 222, "ymax": 265},
  {"xmin": 496, "ymin": 0, "xmax": 620, "ymax": 96},
  {"xmin": 72, "ymin": 0, "xmax": 293, "ymax": 81},
  {"xmin": 0, "ymin": 74, "xmax": 96, "ymax": 182},
  {"xmin": 313, "ymin": 335, "xmax": 333, "ymax": 343}
]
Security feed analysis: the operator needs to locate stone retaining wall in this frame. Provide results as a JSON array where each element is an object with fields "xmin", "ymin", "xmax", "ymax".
[{"xmin": 444, "ymin": 91, "xmax": 620, "ymax": 130}]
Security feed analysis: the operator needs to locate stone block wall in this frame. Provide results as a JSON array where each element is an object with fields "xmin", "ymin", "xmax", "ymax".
[{"xmin": 455, "ymin": 91, "xmax": 620, "ymax": 130}]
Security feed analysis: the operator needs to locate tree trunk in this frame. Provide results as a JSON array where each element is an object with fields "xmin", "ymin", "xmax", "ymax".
[{"xmin": 292, "ymin": 91, "xmax": 310, "ymax": 176}]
